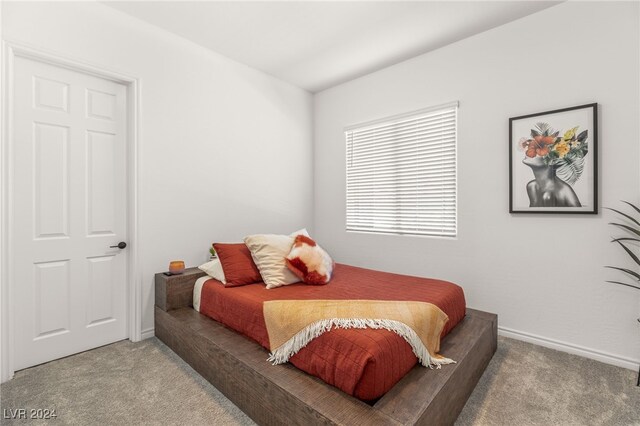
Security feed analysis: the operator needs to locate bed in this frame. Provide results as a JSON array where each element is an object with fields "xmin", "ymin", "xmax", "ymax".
[
  {"xmin": 194, "ymin": 263, "xmax": 466, "ymax": 400},
  {"xmin": 155, "ymin": 265, "xmax": 497, "ymax": 425}
]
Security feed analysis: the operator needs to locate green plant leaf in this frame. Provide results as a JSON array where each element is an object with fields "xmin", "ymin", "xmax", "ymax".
[
  {"xmin": 556, "ymin": 155, "xmax": 585, "ymax": 185},
  {"xmin": 606, "ymin": 280, "xmax": 640, "ymax": 290},
  {"xmin": 612, "ymin": 237, "xmax": 640, "ymax": 244},
  {"xmin": 580, "ymin": 145, "xmax": 589, "ymax": 156},
  {"xmin": 613, "ymin": 240, "xmax": 640, "ymax": 267},
  {"xmin": 609, "ymin": 223, "xmax": 640, "ymax": 238},
  {"xmin": 577, "ymin": 130, "xmax": 588, "ymax": 142},
  {"xmin": 606, "ymin": 201, "xmax": 640, "ymax": 292},
  {"xmin": 605, "ymin": 207, "xmax": 640, "ymax": 227},
  {"xmin": 605, "ymin": 266, "xmax": 640, "ymax": 281},
  {"xmin": 535, "ymin": 122, "xmax": 551, "ymax": 135},
  {"xmin": 622, "ymin": 200, "xmax": 640, "ymax": 215}
]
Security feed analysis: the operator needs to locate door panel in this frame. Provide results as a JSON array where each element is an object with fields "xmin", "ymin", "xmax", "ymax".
[
  {"xmin": 33, "ymin": 122, "xmax": 70, "ymax": 239},
  {"xmin": 33, "ymin": 260, "xmax": 71, "ymax": 340},
  {"xmin": 86, "ymin": 255, "xmax": 116, "ymax": 327},
  {"xmin": 86, "ymin": 130, "xmax": 117, "ymax": 236},
  {"xmin": 12, "ymin": 56, "xmax": 128, "ymax": 370},
  {"xmin": 33, "ymin": 76, "xmax": 69, "ymax": 113},
  {"xmin": 86, "ymin": 89, "xmax": 116, "ymax": 121}
]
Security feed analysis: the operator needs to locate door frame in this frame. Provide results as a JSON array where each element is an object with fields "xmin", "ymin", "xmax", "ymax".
[{"xmin": 1, "ymin": 41, "xmax": 141, "ymax": 382}]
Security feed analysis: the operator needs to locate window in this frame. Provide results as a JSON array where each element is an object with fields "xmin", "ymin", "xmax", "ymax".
[{"xmin": 345, "ymin": 102, "xmax": 457, "ymax": 238}]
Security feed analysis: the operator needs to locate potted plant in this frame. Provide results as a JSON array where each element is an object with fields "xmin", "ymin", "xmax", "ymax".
[
  {"xmin": 605, "ymin": 200, "xmax": 640, "ymax": 386},
  {"xmin": 209, "ymin": 246, "xmax": 217, "ymax": 260}
]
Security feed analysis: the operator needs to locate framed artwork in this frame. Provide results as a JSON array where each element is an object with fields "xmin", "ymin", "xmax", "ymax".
[{"xmin": 509, "ymin": 103, "xmax": 598, "ymax": 214}]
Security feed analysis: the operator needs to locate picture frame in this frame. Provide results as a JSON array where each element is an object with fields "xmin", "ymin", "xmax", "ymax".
[{"xmin": 509, "ymin": 103, "xmax": 598, "ymax": 214}]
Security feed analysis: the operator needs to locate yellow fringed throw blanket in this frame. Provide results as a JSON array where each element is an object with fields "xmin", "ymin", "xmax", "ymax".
[{"xmin": 263, "ymin": 299, "xmax": 455, "ymax": 368}]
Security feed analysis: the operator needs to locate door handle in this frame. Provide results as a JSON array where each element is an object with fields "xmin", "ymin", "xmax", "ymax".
[{"xmin": 110, "ymin": 242, "xmax": 127, "ymax": 249}]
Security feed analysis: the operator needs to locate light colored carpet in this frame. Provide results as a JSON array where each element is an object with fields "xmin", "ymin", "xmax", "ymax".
[
  {"xmin": 456, "ymin": 337, "xmax": 639, "ymax": 426},
  {"xmin": 1, "ymin": 338, "xmax": 254, "ymax": 425},
  {"xmin": 1, "ymin": 336, "xmax": 638, "ymax": 425}
]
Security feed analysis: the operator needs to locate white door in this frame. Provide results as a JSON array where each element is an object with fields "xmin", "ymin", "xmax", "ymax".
[{"xmin": 12, "ymin": 56, "xmax": 129, "ymax": 370}]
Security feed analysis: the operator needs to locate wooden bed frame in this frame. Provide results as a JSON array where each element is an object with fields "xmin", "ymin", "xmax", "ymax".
[{"xmin": 154, "ymin": 268, "xmax": 497, "ymax": 425}]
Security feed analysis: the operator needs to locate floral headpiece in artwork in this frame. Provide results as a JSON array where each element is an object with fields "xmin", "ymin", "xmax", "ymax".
[{"xmin": 518, "ymin": 122, "xmax": 589, "ymax": 185}]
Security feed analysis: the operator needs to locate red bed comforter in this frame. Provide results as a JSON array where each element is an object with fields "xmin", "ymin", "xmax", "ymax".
[{"xmin": 199, "ymin": 263, "xmax": 466, "ymax": 400}]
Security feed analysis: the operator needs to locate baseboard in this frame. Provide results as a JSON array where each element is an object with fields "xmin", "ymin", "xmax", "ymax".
[
  {"xmin": 140, "ymin": 327, "xmax": 155, "ymax": 340},
  {"xmin": 1, "ymin": 370, "xmax": 14, "ymax": 384},
  {"xmin": 498, "ymin": 326, "xmax": 639, "ymax": 371}
]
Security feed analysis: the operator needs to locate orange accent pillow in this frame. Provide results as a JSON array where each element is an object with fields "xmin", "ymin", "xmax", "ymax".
[
  {"xmin": 213, "ymin": 243, "xmax": 262, "ymax": 287},
  {"xmin": 285, "ymin": 235, "xmax": 334, "ymax": 285}
]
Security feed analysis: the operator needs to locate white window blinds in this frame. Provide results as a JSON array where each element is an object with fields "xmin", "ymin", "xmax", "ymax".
[{"xmin": 345, "ymin": 102, "xmax": 457, "ymax": 238}]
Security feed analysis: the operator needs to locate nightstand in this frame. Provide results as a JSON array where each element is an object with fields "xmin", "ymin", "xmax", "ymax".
[{"xmin": 155, "ymin": 267, "xmax": 207, "ymax": 312}]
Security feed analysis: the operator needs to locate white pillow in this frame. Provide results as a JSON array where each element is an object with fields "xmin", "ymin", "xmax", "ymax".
[
  {"xmin": 193, "ymin": 276, "xmax": 211, "ymax": 312},
  {"xmin": 243, "ymin": 228, "xmax": 309, "ymax": 289},
  {"xmin": 198, "ymin": 257, "xmax": 226, "ymax": 284}
]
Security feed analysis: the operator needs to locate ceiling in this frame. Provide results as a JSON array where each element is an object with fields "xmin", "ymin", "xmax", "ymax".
[{"xmin": 104, "ymin": 1, "xmax": 561, "ymax": 93}]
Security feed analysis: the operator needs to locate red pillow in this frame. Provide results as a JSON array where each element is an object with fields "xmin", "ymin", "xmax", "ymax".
[
  {"xmin": 285, "ymin": 235, "xmax": 334, "ymax": 285},
  {"xmin": 213, "ymin": 243, "xmax": 262, "ymax": 287}
]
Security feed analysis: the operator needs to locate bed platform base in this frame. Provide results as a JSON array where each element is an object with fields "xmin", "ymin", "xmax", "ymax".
[{"xmin": 154, "ymin": 274, "xmax": 497, "ymax": 426}]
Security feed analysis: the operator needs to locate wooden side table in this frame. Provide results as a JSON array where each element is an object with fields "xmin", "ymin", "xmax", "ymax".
[{"xmin": 155, "ymin": 267, "xmax": 206, "ymax": 312}]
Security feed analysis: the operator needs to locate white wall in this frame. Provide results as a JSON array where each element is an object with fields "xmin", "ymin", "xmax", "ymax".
[
  {"xmin": 314, "ymin": 1, "xmax": 640, "ymax": 369},
  {"xmin": 2, "ymin": 2, "xmax": 313, "ymax": 335}
]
